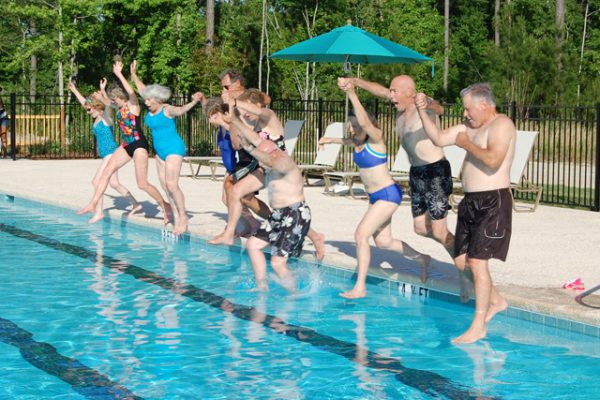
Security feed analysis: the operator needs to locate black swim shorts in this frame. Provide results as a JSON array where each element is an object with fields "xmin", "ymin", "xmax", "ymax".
[
  {"xmin": 454, "ymin": 188, "xmax": 512, "ymax": 261},
  {"xmin": 123, "ymin": 137, "xmax": 150, "ymax": 158},
  {"xmin": 254, "ymin": 201, "xmax": 311, "ymax": 258},
  {"xmin": 409, "ymin": 158, "xmax": 453, "ymax": 220}
]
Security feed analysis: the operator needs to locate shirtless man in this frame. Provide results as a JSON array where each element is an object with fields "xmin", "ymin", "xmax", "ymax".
[
  {"xmin": 415, "ymin": 83, "xmax": 515, "ymax": 344},
  {"xmin": 352, "ymin": 76, "xmax": 453, "ymax": 285},
  {"xmin": 230, "ymin": 109, "xmax": 312, "ymax": 291}
]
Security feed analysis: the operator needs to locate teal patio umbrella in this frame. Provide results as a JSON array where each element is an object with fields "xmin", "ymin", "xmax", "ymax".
[{"xmin": 271, "ymin": 22, "xmax": 433, "ymax": 74}]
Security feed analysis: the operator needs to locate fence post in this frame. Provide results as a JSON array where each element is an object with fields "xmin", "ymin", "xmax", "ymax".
[
  {"xmin": 186, "ymin": 93, "xmax": 192, "ymax": 155},
  {"xmin": 374, "ymin": 98, "xmax": 379, "ymax": 118},
  {"xmin": 317, "ymin": 98, "xmax": 323, "ymax": 141},
  {"xmin": 594, "ymin": 103, "xmax": 600, "ymax": 211},
  {"xmin": 510, "ymin": 100, "xmax": 517, "ymax": 125},
  {"xmin": 9, "ymin": 93, "xmax": 16, "ymax": 161}
]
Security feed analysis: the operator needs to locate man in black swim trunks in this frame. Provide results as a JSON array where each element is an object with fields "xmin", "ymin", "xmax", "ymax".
[{"xmin": 416, "ymin": 83, "xmax": 516, "ymax": 344}]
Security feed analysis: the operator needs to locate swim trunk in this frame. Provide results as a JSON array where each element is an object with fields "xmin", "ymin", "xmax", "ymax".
[
  {"xmin": 368, "ymin": 183, "xmax": 403, "ymax": 205},
  {"xmin": 254, "ymin": 201, "xmax": 312, "ymax": 258},
  {"xmin": 454, "ymin": 188, "xmax": 512, "ymax": 261},
  {"xmin": 0, "ymin": 118, "xmax": 8, "ymax": 129},
  {"xmin": 409, "ymin": 158, "xmax": 453, "ymax": 220},
  {"xmin": 123, "ymin": 137, "xmax": 149, "ymax": 158},
  {"xmin": 232, "ymin": 159, "xmax": 259, "ymax": 183}
]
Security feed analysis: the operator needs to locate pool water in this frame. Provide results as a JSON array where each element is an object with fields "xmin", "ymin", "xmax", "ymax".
[{"xmin": 1, "ymin": 194, "xmax": 599, "ymax": 400}]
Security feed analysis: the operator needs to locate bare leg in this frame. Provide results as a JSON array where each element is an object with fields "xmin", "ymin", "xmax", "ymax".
[
  {"xmin": 78, "ymin": 147, "xmax": 131, "ymax": 216},
  {"xmin": 210, "ymin": 171, "xmax": 264, "ymax": 245},
  {"xmin": 452, "ymin": 257, "xmax": 505, "ymax": 344},
  {"xmin": 0, "ymin": 129, "xmax": 7, "ymax": 157},
  {"xmin": 104, "ymin": 156, "xmax": 141, "ymax": 215},
  {"xmin": 271, "ymin": 255, "xmax": 296, "ymax": 292},
  {"xmin": 88, "ymin": 156, "xmax": 112, "ymax": 224},
  {"xmin": 132, "ymin": 149, "xmax": 171, "ymax": 225},
  {"xmin": 163, "ymin": 155, "xmax": 188, "ymax": 235},
  {"xmin": 242, "ymin": 194, "xmax": 271, "ymax": 219},
  {"xmin": 306, "ymin": 229, "xmax": 326, "ymax": 261},
  {"xmin": 246, "ymin": 236, "xmax": 270, "ymax": 291}
]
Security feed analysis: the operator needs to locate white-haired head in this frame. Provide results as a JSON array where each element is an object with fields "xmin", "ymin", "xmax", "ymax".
[{"xmin": 142, "ymin": 84, "xmax": 171, "ymax": 103}]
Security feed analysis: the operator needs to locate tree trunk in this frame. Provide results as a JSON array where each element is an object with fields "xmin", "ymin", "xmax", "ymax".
[
  {"xmin": 576, "ymin": 1, "xmax": 590, "ymax": 106},
  {"xmin": 205, "ymin": 0, "xmax": 215, "ymax": 54},
  {"xmin": 556, "ymin": 0, "xmax": 565, "ymax": 72},
  {"xmin": 29, "ymin": 20, "xmax": 37, "ymax": 103},
  {"xmin": 494, "ymin": 0, "xmax": 501, "ymax": 47},
  {"xmin": 258, "ymin": 0, "xmax": 267, "ymax": 91},
  {"xmin": 443, "ymin": 0, "xmax": 449, "ymax": 92}
]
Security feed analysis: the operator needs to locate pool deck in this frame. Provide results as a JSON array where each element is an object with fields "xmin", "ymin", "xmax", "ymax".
[{"xmin": 1, "ymin": 158, "xmax": 599, "ymax": 329}]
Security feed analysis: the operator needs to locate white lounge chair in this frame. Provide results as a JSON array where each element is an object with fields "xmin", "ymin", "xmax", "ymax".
[
  {"xmin": 510, "ymin": 130, "xmax": 543, "ymax": 212},
  {"xmin": 297, "ymin": 122, "xmax": 345, "ymax": 185},
  {"xmin": 443, "ymin": 145, "xmax": 467, "ymax": 210},
  {"xmin": 184, "ymin": 155, "xmax": 222, "ymax": 180}
]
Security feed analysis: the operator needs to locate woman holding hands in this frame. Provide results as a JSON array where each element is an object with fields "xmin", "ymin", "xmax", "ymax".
[{"xmin": 319, "ymin": 78, "xmax": 430, "ymax": 298}]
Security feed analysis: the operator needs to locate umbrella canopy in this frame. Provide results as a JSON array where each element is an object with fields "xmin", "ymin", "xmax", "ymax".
[{"xmin": 271, "ymin": 23, "xmax": 432, "ymax": 66}]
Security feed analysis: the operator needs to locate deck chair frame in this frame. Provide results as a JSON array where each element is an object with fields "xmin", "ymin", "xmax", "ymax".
[{"xmin": 297, "ymin": 122, "xmax": 345, "ymax": 185}]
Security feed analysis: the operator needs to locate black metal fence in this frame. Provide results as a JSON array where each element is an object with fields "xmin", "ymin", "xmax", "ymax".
[{"xmin": 4, "ymin": 93, "xmax": 599, "ymax": 211}]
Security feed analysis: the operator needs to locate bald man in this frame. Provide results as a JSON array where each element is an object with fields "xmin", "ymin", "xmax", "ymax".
[{"xmin": 352, "ymin": 76, "xmax": 455, "ymax": 286}]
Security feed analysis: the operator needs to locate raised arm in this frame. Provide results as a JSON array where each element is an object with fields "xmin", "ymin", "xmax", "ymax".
[
  {"xmin": 229, "ymin": 107, "xmax": 262, "ymax": 147},
  {"xmin": 339, "ymin": 77, "xmax": 383, "ymax": 143},
  {"xmin": 415, "ymin": 93, "xmax": 463, "ymax": 146},
  {"xmin": 351, "ymin": 77, "xmax": 390, "ymax": 99},
  {"xmin": 129, "ymin": 60, "xmax": 146, "ymax": 95},
  {"xmin": 165, "ymin": 92, "xmax": 205, "ymax": 118},
  {"xmin": 67, "ymin": 81, "xmax": 88, "ymax": 108},
  {"xmin": 112, "ymin": 61, "xmax": 139, "ymax": 109},
  {"xmin": 96, "ymin": 78, "xmax": 113, "ymax": 107}
]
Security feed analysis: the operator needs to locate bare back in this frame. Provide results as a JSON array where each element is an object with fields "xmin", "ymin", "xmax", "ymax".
[
  {"xmin": 461, "ymin": 114, "xmax": 515, "ymax": 192},
  {"xmin": 396, "ymin": 108, "xmax": 445, "ymax": 166}
]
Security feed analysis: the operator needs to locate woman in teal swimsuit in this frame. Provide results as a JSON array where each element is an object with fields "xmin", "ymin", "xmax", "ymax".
[
  {"xmin": 318, "ymin": 78, "xmax": 430, "ymax": 299},
  {"xmin": 68, "ymin": 79, "xmax": 141, "ymax": 223},
  {"xmin": 77, "ymin": 60, "xmax": 171, "ymax": 225},
  {"xmin": 130, "ymin": 60, "xmax": 204, "ymax": 235}
]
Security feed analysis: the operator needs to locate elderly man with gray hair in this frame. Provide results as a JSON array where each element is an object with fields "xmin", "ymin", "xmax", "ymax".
[
  {"xmin": 416, "ymin": 82, "xmax": 516, "ymax": 344},
  {"xmin": 130, "ymin": 60, "xmax": 204, "ymax": 235}
]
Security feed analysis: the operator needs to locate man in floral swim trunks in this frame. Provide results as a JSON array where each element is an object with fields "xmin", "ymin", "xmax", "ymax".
[{"xmin": 233, "ymin": 116, "xmax": 311, "ymax": 292}]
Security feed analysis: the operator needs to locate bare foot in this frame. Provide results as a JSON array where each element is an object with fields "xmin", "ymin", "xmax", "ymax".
[
  {"xmin": 128, "ymin": 203, "xmax": 143, "ymax": 216},
  {"xmin": 340, "ymin": 287, "xmax": 366, "ymax": 299},
  {"xmin": 173, "ymin": 218, "xmax": 189, "ymax": 236},
  {"xmin": 208, "ymin": 231, "xmax": 235, "ymax": 245},
  {"xmin": 311, "ymin": 232, "xmax": 326, "ymax": 261},
  {"xmin": 485, "ymin": 296, "xmax": 508, "ymax": 323},
  {"xmin": 162, "ymin": 203, "xmax": 173, "ymax": 225},
  {"xmin": 77, "ymin": 203, "xmax": 96, "ymax": 215},
  {"xmin": 419, "ymin": 254, "xmax": 432, "ymax": 283},
  {"xmin": 452, "ymin": 326, "xmax": 487, "ymax": 344},
  {"xmin": 88, "ymin": 213, "xmax": 104, "ymax": 224}
]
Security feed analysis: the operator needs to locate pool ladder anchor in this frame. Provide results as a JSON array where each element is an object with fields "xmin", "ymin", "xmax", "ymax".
[{"xmin": 575, "ymin": 284, "xmax": 600, "ymax": 309}]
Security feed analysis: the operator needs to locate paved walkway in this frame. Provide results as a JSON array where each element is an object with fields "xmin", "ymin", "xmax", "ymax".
[{"xmin": 1, "ymin": 158, "xmax": 599, "ymax": 327}]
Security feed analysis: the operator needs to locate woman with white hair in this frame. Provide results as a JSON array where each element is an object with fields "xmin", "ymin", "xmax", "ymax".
[
  {"xmin": 77, "ymin": 59, "xmax": 172, "ymax": 225},
  {"xmin": 131, "ymin": 60, "xmax": 204, "ymax": 235}
]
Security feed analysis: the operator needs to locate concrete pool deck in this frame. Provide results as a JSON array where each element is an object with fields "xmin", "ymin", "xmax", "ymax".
[{"xmin": 1, "ymin": 158, "xmax": 599, "ymax": 329}]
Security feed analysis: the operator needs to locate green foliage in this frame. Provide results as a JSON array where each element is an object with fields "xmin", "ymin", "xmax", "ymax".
[{"xmin": 0, "ymin": 0, "xmax": 598, "ymax": 105}]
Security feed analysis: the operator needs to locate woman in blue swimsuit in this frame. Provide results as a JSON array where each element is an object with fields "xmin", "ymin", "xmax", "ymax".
[
  {"xmin": 68, "ymin": 80, "xmax": 141, "ymax": 223},
  {"xmin": 131, "ymin": 60, "xmax": 204, "ymax": 235},
  {"xmin": 77, "ymin": 60, "xmax": 171, "ymax": 225},
  {"xmin": 318, "ymin": 78, "xmax": 430, "ymax": 299}
]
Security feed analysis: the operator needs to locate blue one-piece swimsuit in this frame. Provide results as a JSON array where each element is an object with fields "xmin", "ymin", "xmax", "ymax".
[
  {"xmin": 354, "ymin": 142, "xmax": 403, "ymax": 205},
  {"xmin": 144, "ymin": 108, "xmax": 186, "ymax": 160},
  {"xmin": 93, "ymin": 120, "xmax": 118, "ymax": 158}
]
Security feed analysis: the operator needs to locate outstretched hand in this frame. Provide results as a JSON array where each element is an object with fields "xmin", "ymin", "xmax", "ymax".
[
  {"xmin": 130, "ymin": 60, "xmax": 137, "ymax": 76},
  {"xmin": 67, "ymin": 81, "xmax": 76, "ymax": 92},
  {"xmin": 113, "ymin": 60, "xmax": 123, "ymax": 75},
  {"xmin": 455, "ymin": 131, "xmax": 469, "ymax": 149},
  {"xmin": 99, "ymin": 78, "xmax": 107, "ymax": 90},
  {"xmin": 192, "ymin": 91, "xmax": 205, "ymax": 103}
]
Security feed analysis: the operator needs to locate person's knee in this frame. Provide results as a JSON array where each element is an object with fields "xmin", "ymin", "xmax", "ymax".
[
  {"xmin": 165, "ymin": 180, "xmax": 179, "ymax": 194},
  {"xmin": 271, "ymin": 256, "xmax": 288, "ymax": 271},
  {"xmin": 373, "ymin": 235, "xmax": 393, "ymax": 249},
  {"xmin": 354, "ymin": 229, "xmax": 370, "ymax": 245}
]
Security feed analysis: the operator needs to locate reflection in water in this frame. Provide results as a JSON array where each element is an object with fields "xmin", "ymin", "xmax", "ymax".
[
  {"xmin": 457, "ymin": 341, "xmax": 507, "ymax": 389},
  {"xmin": 340, "ymin": 313, "xmax": 385, "ymax": 397}
]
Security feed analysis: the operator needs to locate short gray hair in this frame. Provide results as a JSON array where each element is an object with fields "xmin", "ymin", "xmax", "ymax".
[
  {"xmin": 460, "ymin": 82, "xmax": 496, "ymax": 107},
  {"xmin": 142, "ymin": 84, "xmax": 171, "ymax": 102}
]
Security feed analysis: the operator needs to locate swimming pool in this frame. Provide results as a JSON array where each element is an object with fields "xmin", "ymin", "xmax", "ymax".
[{"xmin": 1, "ymin": 194, "xmax": 599, "ymax": 399}]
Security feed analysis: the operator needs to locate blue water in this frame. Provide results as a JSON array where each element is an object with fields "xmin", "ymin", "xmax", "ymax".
[{"xmin": 1, "ymin": 194, "xmax": 599, "ymax": 400}]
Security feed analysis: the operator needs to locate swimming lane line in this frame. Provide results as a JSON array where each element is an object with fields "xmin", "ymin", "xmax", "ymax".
[{"xmin": 0, "ymin": 223, "xmax": 498, "ymax": 400}]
